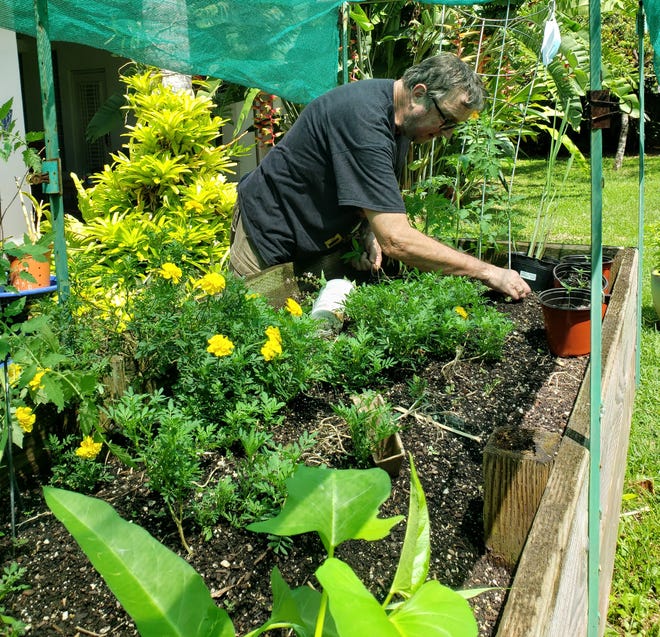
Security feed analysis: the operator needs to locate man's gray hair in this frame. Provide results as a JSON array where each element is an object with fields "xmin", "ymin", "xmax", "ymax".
[{"xmin": 401, "ymin": 52, "xmax": 486, "ymax": 112}]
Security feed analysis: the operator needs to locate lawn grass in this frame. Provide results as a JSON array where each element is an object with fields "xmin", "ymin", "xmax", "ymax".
[{"xmin": 513, "ymin": 154, "xmax": 659, "ymax": 635}]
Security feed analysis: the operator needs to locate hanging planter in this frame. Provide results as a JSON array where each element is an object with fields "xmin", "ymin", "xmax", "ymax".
[
  {"xmin": 8, "ymin": 250, "xmax": 52, "ymax": 291},
  {"xmin": 537, "ymin": 287, "xmax": 607, "ymax": 357},
  {"xmin": 509, "ymin": 252, "xmax": 557, "ymax": 292}
]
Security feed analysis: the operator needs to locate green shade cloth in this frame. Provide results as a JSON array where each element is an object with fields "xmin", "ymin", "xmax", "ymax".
[
  {"xmin": 0, "ymin": 0, "xmax": 505, "ymax": 103},
  {"xmin": 643, "ymin": 0, "xmax": 660, "ymax": 81},
  {"xmin": 0, "ymin": 0, "xmax": 342, "ymax": 103}
]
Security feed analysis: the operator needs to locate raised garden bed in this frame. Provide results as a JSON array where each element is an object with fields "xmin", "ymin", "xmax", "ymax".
[
  {"xmin": 0, "ymin": 246, "xmax": 637, "ymax": 636},
  {"xmin": 496, "ymin": 245, "xmax": 638, "ymax": 636}
]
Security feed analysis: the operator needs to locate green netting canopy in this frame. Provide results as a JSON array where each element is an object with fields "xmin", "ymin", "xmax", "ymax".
[
  {"xmin": 2, "ymin": 1, "xmax": 658, "ymax": 103},
  {"xmin": 644, "ymin": 0, "xmax": 660, "ymax": 81},
  {"xmin": 0, "ymin": 0, "xmax": 345, "ymax": 104}
]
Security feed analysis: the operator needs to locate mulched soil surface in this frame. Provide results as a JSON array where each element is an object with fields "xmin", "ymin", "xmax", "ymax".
[{"xmin": 1, "ymin": 292, "xmax": 589, "ymax": 637}]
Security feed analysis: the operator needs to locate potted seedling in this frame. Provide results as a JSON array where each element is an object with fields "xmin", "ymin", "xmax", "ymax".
[
  {"xmin": 3, "ymin": 190, "xmax": 53, "ymax": 291},
  {"xmin": 537, "ymin": 286, "xmax": 607, "ymax": 357},
  {"xmin": 0, "ymin": 98, "xmax": 50, "ymax": 291},
  {"xmin": 333, "ymin": 390, "xmax": 404, "ymax": 477},
  {"xmin": 552, "ymin": 260, "xmax": 609, "ymax": 294}
]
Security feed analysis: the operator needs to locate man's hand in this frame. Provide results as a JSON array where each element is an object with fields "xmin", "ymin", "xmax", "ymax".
[
  {"xmin": 351, "ymin": 229, "xmax": 382, "ymax": 272},
  {"xmin": 485, "ymin": 266, "xmax": 532, "ymax": 300}
]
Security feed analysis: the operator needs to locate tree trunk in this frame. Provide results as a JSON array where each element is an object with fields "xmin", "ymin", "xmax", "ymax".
[{"xmin": 613, "ymin": 112, "xmax": 629, "ymax": 171}]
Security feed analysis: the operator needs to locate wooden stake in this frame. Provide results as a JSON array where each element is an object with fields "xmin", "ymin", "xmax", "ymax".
[{"xmin": 483, "ymin": 426, "xmax": 561, "ymax": 567}]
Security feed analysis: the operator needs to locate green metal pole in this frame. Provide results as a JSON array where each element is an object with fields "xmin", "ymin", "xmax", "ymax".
[
  {"xmin": 341, "ymin": 2, "xmax": 349, "ymax": 85},
  {"xmin": 588, "ymin": 0, "xmax": 603, "ymax": 634},
  {"xmin": 636, "ymin": 1, "xmax": 645, "ymax": 383},
  {"xmin": 33, "ymin": 0, "xmax": 69, "ymax": 301}
]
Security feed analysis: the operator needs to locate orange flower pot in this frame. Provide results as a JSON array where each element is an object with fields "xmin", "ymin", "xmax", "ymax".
[
  {"xmin": 9, "ymin": 252, "xmax": 52, "ymax": 291},
  {"xmin": 538, "ymin": 288, "xmax": 607, "ymax": 357}
]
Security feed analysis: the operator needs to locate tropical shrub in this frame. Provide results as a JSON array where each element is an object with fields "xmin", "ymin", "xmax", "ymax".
[{"xmin": 66, "ymin": 67, "xmax": 248, "ymax": 300}]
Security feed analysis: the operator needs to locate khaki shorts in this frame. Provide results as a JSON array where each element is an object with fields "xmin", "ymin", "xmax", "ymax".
[{"xmin": 228, "ymin": 201, "xmax": 269, "ymax": 277}]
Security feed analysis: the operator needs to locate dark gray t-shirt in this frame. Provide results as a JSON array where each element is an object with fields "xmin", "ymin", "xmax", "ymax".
[{"xmin": 237, "ymin": 79, "xmax": 410, "ymax": 266}]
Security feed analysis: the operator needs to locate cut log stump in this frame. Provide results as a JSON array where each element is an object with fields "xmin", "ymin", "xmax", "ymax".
[{"xmin": 483, "ymin": 426, "xmax": 561, "ymax": 567}]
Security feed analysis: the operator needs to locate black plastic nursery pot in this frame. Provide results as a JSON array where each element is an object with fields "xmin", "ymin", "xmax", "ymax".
[{"xmin": 509, "ymin": 252, "xmax": 557, "ymax": 292}]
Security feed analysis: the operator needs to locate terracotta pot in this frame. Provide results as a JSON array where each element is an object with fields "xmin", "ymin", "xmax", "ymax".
[
  {"xmin": 538, "ymin": 288, "xmax": 607, "ymax": 357},
  {"xmin": 509, "ymin": 252, "xmax": 557, "ymax": 292},
  {"xmin": 559, "ymin": 253, "xmax": 614, "ymax": 289},
  {"xmin": 8, "ymin": 252, "xmax": 52, "ymax": 291},
  {"xmin": 553, "ymin": 262, "xmax": 609, "ymax": 294},
  {"xmin": 651, "ymin": 268, "xmax": 660, "ymax": 320},
  {"xmin": 372, "ymin": 432, "xmax": 405, "ymax": 477}
]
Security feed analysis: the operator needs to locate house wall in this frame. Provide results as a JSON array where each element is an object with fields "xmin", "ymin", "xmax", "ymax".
[
  {"xmin": 0, "ymin": 28, "xmax": 31, "ymax": 243},
  {"xmin": 16, "ymin": 36, "xmax": 127, "ymax": 212}
]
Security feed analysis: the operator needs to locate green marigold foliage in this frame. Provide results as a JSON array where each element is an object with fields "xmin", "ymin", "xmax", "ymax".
[
  {"xmin": 329, "ymin": 273, "xmax": 514, "ymax": 388},
  {"xmin": 67, "ymin": 69, "xmax": 246, "ymax": 290}
]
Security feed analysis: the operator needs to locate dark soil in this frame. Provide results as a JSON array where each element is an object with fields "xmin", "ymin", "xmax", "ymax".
[{"xmin": 1, "ymin": 293, "xmax": 589, "ymax": 637}]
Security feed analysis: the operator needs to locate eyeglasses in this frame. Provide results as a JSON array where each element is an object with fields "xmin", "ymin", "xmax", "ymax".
[{"xmin": 430, "ymin": 97, "xmax": 458, "ymax": 132}]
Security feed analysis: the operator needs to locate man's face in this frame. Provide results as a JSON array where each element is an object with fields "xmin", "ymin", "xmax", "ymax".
[{"xmin": 400, "ymin": 87, "xmax": 475, "ymax": 144}]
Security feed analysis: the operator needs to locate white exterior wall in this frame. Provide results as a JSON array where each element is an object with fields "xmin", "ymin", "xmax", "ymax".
[{"xmin": 0, "ymin": 28, "xmax": 30, "ymax": 243}]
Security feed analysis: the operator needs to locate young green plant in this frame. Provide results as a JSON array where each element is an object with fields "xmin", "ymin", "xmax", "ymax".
[{"xmin": 44, "ymin": 458, "xmax": 481, "ymax": 637}]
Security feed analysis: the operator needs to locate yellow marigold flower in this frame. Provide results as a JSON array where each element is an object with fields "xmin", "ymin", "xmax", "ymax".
[
  {"xmin": 261, "ymin": 338, "xmax": 282, "ymax": 361},
  {"xmin": 75, "ymin": 436, "xmax": 103, "ymax": 460},
  {"xmin": 207, "ymin": 334, "xmax": 235, "ymax": 357},
  {"xmin": 15, "ymin": 406, "xmax": 35, "ymax": 433},
  {"xmin": 454, "ymin": 306, "xmax": 468, "ymax": 320},
  {"xmin": 285, "ymin": 298, "xmax": 303, "ymax": 317},
  {"xmin": 197, "ymin": 272, "xmax": 226, "ymax": 295},
  {"xmin": 265, "ymin": 326, "xmax": 282, "ymax": 345},
  {"xmin": 7, "ymin": 363, "xmax": 22, "ymax": 386},
  {"xmin": 28, "ymin": 368, "xmax": 50, "ymax": 391},
  {"xmin": 159, "ymin": 262, "xmax": 182, "ymax": 284}
]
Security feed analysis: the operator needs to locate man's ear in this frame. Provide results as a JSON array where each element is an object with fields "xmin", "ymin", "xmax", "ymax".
[{"xmin": 411, "ymin": 83, "xmax": 428, "ymax": 100}]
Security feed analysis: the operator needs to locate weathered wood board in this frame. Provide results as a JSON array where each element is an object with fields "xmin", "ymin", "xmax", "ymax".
[{"xmin": 496, "ymin": 247, "xmax": 638, "ymax": 637}]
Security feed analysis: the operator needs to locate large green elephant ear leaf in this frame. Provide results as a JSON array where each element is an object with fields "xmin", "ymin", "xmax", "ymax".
[
  {"xmin": 247, "ymin": 465, "xmax": 403, "ymax": 553},
  {"xmin": 389, "ymin": 454, "xmax": 431, "ymax": 599},
  {"xmin": 43, "ymin": 487, "xmax": 234, "ymax": 637},
  {"xmin": 317, "ymin": 559, "xmax": 477, "ymax": 637},
  {"xmin": 245, "ymin": 567, "xmax": 338, "ymax": 637},
  {"xmin": 389, "ymin": 580, "xmax": 479, "ymax": 637},
  {"xmin": 316, "ymin": 557, "xmax": 401, "ymax": 637}
]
